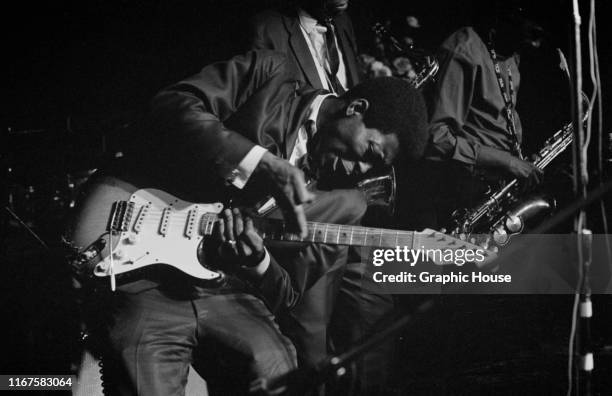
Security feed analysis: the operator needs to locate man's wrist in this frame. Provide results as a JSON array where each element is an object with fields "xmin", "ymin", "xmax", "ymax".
[
  {"xmin": 476, "ymin": 146, "xmax": 513, "ymax": 169},
  {"xmin": 241, "ymin": 249, "xmax": 270, "ymax": 277},
  {"xmin": 253, "ymin": 151, "xmax": 275, "ymax": 175},
  {"xmin": 229, "ymin": 146, "xmax": 268, "ymax": 189},
  {"xmin": 243, "ymin": 248, "xmax": 267, "ymax": 268}
]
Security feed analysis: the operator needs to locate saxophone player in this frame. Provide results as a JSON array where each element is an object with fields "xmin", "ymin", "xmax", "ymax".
[{"xmin": 419, "ymin": 2, "xmax": 545, "ymax": 229}]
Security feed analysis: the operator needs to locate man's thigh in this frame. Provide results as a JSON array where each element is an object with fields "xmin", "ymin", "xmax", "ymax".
[
  {"xmin": 268, "ymin": 189, "xmax": 368, "ymax": 365},
  {"xmin": 193, "ymin": 293, "xmax": 297, "ymax": 394},
  {"xmin": 267, "ymin": 188, "xmax": 368, "ymax": 291},
  {"xmin": 106, "ymin": 288, "xmax": 197, "ymax": 396},
  {"xmin": 107, "ymin": 289, "xmax": 296, "ymax": 396}
]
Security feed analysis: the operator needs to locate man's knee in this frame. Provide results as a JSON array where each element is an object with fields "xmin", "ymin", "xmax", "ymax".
[{"xmin": 251, "ymin": 345, "xmax": 297, "ymax": 379}]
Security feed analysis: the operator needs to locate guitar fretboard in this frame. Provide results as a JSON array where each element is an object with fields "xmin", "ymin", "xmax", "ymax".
[
  {"xmin": 199, "ymin": 214, "xmax": 417, "ymax": 248},
  {"xmin": 259, "ymin": 220, "xmax": 418, "ymax": 248}
]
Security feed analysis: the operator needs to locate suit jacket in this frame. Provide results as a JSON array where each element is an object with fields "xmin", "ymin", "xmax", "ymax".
[
  {"xmin": 124, "ymin": 50, "xmax": 319, "ymax": 203},
  {"xmin": 111, "ymin": 50, "xmax": 322, "ymax": 312},
  {"xmin": 250, "ymin": 8, "xmax": 361, "ymax": 90}
]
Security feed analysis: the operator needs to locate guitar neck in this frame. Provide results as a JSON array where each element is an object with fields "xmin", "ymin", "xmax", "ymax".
[
  {"xmin": 255, "ymin": 219, "xmax": 419, "ymax": 248},
  {"xmin": 199, "ymin": 214, "xmax": 418, "ymax": 248}
]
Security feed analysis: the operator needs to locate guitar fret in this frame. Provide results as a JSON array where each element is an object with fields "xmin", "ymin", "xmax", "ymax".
[{"xmin": 255, "ymin": 221, "xmax": 481, "ymax": 267}]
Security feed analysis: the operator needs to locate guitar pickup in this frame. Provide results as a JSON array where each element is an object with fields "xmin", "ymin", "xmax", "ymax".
[
  {"xmin": 185, "ymin": 207, "xmax": 198, "ymax": 239},
  {"xmin": 201, "ymin": 213, "xmax": 217, "ymax": 236},
  {"xmin": 133, "ymin": 203, "xmax": 150, "ymax": 234},
  {"xmin": 159, "ymin": 207, "xmax": 172, "ymax": 236},
  {"xmin": 109, "ymin": 201, "xmax": 135, "ymax": 233}
]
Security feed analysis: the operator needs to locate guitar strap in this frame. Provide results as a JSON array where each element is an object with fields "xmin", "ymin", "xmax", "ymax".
[{"xmin": 488, "ymin": 47, "xmax": 524, "ymax": 160}]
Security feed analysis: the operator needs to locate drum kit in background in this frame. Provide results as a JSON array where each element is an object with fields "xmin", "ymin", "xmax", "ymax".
[{"xmin": 3, "ymin": 118, "xmax": 130, "ymax": 239}]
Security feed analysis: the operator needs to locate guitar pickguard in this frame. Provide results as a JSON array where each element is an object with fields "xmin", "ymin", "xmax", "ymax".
[{"xmin": 94, "ymin": 188, "xmax": 224, "ymax": 280}]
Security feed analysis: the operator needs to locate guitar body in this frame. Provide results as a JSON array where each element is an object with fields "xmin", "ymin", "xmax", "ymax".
[
  {"xmin": 66, "ymin": 175, "xmax": 496, "ymax": 284},
  {"xmin": 67, "ymin": 176, "xmax": 224, "ymax": 281}
]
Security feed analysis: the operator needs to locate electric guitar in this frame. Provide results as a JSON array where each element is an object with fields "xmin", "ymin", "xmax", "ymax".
[{"xmin": 66, "ymin": 177, "xmax": 497, "ymax": 286}]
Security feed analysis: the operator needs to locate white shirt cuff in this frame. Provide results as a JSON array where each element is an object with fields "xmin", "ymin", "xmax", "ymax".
[
  {"xmin": 230, "ymin": 145, "xmax": 268, "ymax": 189},
  {"xmin": 242, "ymin": 248, "xmax": 271, "ymax": 277}
]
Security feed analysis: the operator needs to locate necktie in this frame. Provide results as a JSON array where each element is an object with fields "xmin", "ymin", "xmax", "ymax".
[{"xmin": 321, "ymin": 18, "xmax": 345, "ymax": 94}]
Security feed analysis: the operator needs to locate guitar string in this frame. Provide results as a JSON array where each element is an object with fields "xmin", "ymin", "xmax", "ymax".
[
  {"xmin": 117, "ymin": 206, "xmax": 468, "ymax": 248},
  {"xmin": 116, "ymin": 219, "xmax": 416, "ymax": 241},
  {"xmin": 123, "ymin": 216, "xmax": 420, "ymax": 243},
  {"xmin": 127, "ymin": 209, "xmax": 420, "ymax": 236},
  {"xmin": 127, "ymin": 217, "xmax": 413, "ymax": 235}
]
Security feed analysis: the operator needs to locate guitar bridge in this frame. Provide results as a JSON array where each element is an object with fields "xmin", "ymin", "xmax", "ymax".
[{"xmin": 108, "ymin": 201, "xmax": 135, "ymax": 233}]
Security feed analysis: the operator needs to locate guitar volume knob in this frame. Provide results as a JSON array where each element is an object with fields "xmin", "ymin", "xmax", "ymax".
[
  {"xmin": 96, "ymin": 262, "xmax": 109, "ymax": 272},
  {"xmin": 127, "ymin": 234, "xmax": 140, "ymax": 244}
]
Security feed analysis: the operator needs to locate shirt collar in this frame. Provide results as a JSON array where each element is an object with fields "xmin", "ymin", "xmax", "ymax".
[
  {"xmin": 298, "ymin": 8, "xmax": 325, "ymax": 34},
  {"xmin": 307, "ymin": 93, "xmax": 335, "ymax": 130}
]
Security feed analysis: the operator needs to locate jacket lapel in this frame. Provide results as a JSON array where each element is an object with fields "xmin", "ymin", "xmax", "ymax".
[
  {"xmin": 283, "ymin": 14, "xmax": 325, "ymax": 90},
  {"xmin": 335, "ymin": 17, "xmax": 360, "ymax": 86},
  {"xmin": 284, "ymin": 88, "xmax": 322, "ymax": 160}
]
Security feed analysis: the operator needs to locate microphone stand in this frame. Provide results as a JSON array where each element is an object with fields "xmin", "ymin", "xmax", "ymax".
[
  {"xmin": 250, "ymin": 299, "xmax": 435, "ymax": 396},
  {"xmin": 570, "ymin": 1, "xmax": 593, "ymax": 395}
]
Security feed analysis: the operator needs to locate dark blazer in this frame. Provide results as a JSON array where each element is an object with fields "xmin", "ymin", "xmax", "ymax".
[
  {"xmin": 250, "ymin": 8, "xmax": 361, "ymax": 90},
  {"xmin": 113, "ymin": 50, "xmax": 322, "ymax": 311},
  {"xmin": 128, "ymin": 50, "xmax": 320, "ymax": 203}
]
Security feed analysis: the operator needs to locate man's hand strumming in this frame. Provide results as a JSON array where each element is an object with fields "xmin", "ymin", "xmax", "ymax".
[{"xmin": 254, "ymin": 152, "xmax": 315, "ymax": 238}]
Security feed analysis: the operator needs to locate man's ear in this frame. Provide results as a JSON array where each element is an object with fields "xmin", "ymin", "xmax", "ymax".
[{"xmin": 346, "ymin": 98, "xmax": 369, "ymax": 116}]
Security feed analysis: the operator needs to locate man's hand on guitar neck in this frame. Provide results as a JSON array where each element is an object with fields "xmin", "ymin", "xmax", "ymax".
[{"xmin": 254, "ymin": 152, "xmax": 315, "ymax": 238}]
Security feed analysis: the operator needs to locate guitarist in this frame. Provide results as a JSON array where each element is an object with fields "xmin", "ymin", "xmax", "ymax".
[{"xmin": 75, "ymin": 50, "xmax": 427, "ymax": 395}]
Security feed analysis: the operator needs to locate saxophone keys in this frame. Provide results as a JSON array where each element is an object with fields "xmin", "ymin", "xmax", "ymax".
[{"xmin": 505, "ymin": 215, "xmax": 523, "ymax": 233}]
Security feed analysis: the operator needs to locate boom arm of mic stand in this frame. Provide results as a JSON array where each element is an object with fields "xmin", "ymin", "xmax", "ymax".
[{"xmin": 250, "ymin": 300, "xmax": 435, "ymax": 396}]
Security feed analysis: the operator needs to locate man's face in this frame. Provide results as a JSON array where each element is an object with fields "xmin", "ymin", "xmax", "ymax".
[
  {"xmin": 495, "ymin": 16, "xmax": 544, "ymax": 56},
  {"xmin": 314, "ymin": 112, "xmax": 400, "ymax": 170}
]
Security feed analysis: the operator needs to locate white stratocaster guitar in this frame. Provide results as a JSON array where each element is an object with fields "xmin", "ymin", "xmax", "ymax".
[{"xmin": 66, "ymin": 177, "xmax": 497, "ymax": 287}]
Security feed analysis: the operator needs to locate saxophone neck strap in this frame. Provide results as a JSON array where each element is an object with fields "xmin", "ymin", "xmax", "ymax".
[{"xmin": 488, "ymin": 46, "xmax": 523, "ymax": 159}]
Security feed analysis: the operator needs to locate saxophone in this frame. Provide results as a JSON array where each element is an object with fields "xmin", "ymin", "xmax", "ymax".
[
  {"xmin": 452, "ymin": 103, "xmax": 590, "ymax": 247},
  {"xmin": 371, "ymin": 23, "xmax": 439, "ymax": 89}
]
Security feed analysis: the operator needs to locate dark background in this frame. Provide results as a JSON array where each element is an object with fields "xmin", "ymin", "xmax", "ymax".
[
  {"xmin": 3, "ymin": 0, "xmax": 611, "ymax": 394},
  {"xmin": 4, "ymin": 0, "xmax": 611, "ymax": 130}
]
